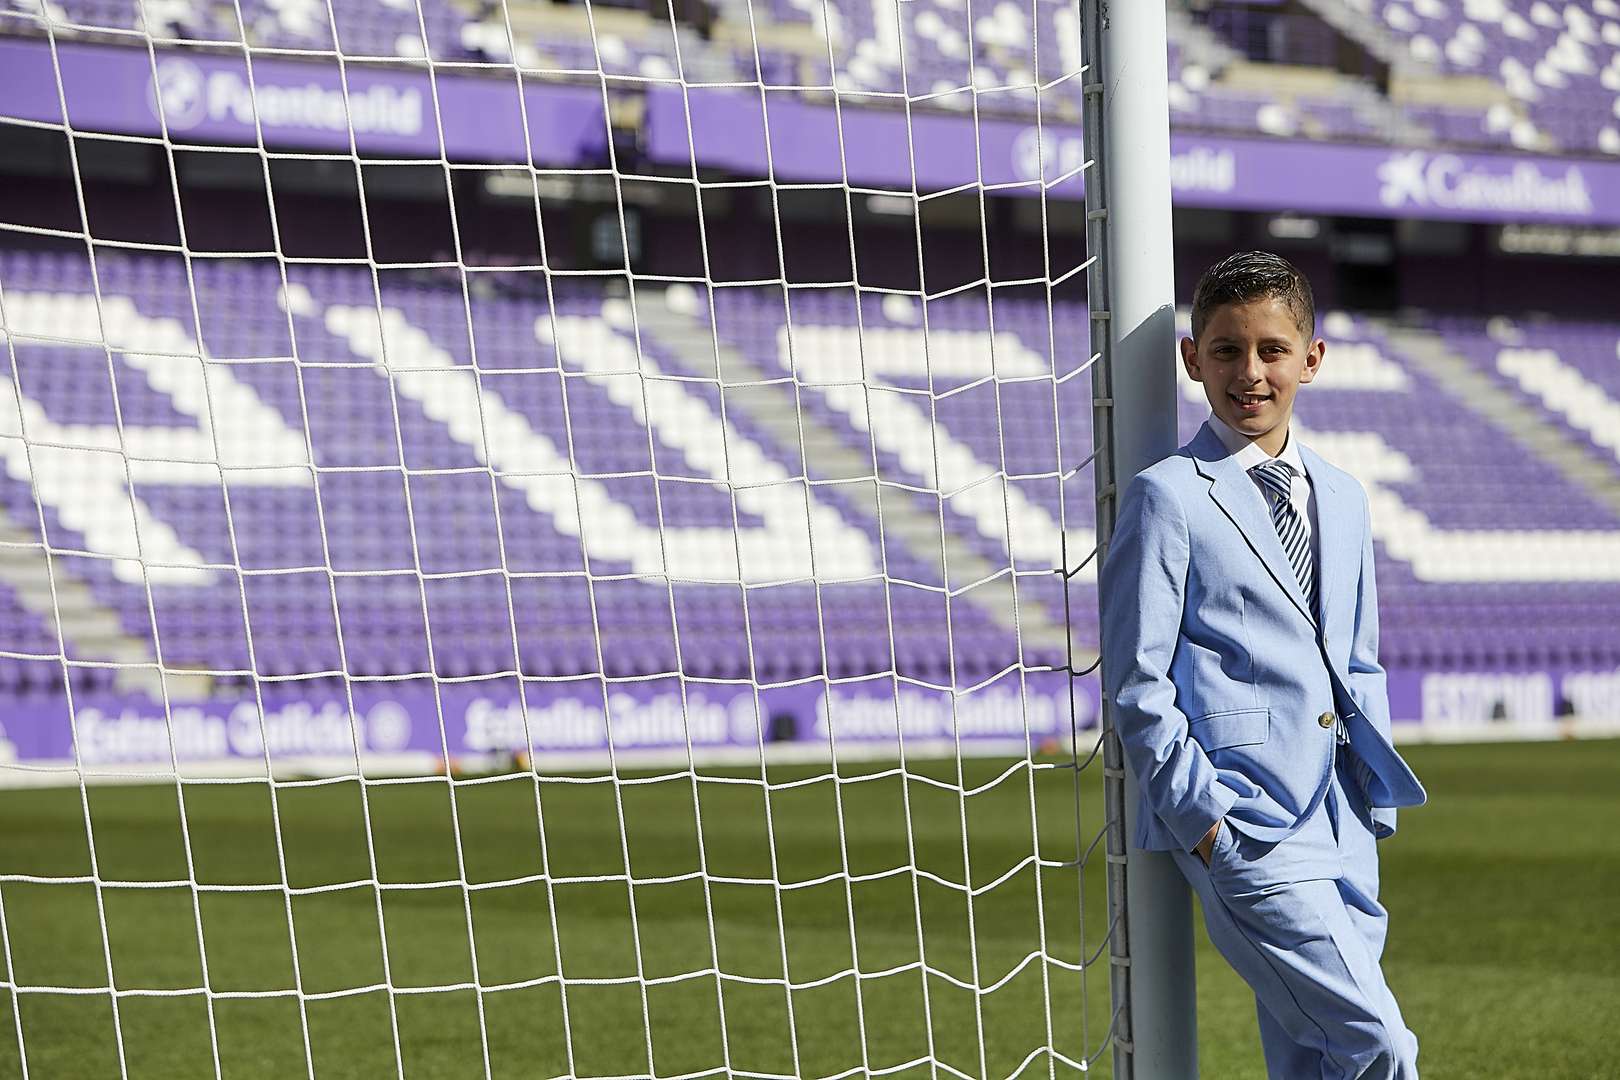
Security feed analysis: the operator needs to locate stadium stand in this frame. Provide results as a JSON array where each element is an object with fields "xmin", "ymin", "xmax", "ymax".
[
  {"xmin": 5, "ymin": 0, "xmax": 1620, "ymax": 732},
  {"xmin": 1174, "ymin": 0, "xmax": 1620, "ymax": 153},
  {"xmin": 1438, "ymin": 313, "xmax": 1620, "ymax": 465},
  {"xmin": 5, "ymin": 248, "xmax": 1620, "ymax": 708},
  {"xmin": 0, "ymin": 252, "xmax": 1083, "ymax": 697},
  {"xmin": 1347, "ymin": 0, "xmax": 1620, "ymax": 155}
]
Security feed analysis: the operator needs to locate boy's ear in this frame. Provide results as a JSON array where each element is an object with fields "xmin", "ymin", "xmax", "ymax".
[
  {"xmin": 1179, "ymin": 336, "xmax": 1202, "ymax": 381},
  {"xmin": 1298, "ymin": 336, "xmax": 1326, "ymax": 384}
]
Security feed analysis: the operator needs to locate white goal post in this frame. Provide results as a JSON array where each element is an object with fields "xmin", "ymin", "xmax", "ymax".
[{"xmin": 1083, "ymin": 1, "xmax": 1197, "ymax": 1077}]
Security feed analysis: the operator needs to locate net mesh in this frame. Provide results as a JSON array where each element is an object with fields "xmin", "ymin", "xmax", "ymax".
[{"xmin": 0, "ymin": 0, "xmax": 1116, "ymax": 1073}]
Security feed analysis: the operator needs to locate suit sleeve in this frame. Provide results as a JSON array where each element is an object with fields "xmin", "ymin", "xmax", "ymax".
[
  {"xmin": 1100, "ymin": 472, "xmax": 1239, "ymax": 852},
  {"xmin": 1345, "ymin": 485, "xmax": 1398, "ymax": 839}
]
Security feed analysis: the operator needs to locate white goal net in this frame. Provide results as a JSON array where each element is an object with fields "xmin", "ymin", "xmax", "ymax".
[{"xmin": 0, "ymin": 0, "xmax": 1123, "ymax": 1073}]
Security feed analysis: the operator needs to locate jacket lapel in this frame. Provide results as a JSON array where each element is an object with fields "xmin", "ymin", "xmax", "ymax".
[
  {"xmin": 1299, "ymin": 443, "xmax": 1359, "ymax": 630},
  {"xmin": 1190, "ymin": 422, "xmax": 1317, "ymax": 628}
]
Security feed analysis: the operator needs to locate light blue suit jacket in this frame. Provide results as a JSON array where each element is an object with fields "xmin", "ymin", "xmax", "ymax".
[{"xmin": 1100, "ymin": 422, "xmax": 1426, "ymax": 853}]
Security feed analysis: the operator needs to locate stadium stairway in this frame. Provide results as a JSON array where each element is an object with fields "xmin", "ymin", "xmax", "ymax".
[
  {"xmin": 1167, "ymin": 1, "xmax": 1411, "ymax": 141},
  {"xmin": 1373, "ymin": 319, "xmax": 1620, "ymax": 519},
  {"xmin": 0, "ymin": 518, "xmax": 197, "ymax": 699},
  {"xmin": 1165, "ymin": 3, "xmax": 1246, "ymax": 75},
  {"xmin": 1291, "ymin": 0, "xmax": 1410, "ymax": 73},
  {"xmin": 628, "ymin": 287, "xmax": 1081, "ymax": 666}
]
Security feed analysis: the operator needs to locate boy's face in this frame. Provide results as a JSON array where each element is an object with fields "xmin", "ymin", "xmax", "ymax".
[{"xmin": 1180, "ymin": 295, "xmax": 1325, "ymax": 455}]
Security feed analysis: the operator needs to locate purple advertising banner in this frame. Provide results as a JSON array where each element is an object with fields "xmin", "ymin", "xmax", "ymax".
[
  {"xmin": 645, "ymin": 86, "xmax": 1061, "ymax": 196},
  {"xmin": 6, "ymin": 39, "xmax": 1615, "ymax": 223},
  {"xmin": 645, "ymin": 87, "xmax": 1620, "ymax": 226},
  {"xmin": 3, "ymin": 664, "xmax": 1614, "ymax": 769},
  {"xmin": 0, "ymin": 39, "xmax": 607, "ymax": 164},
  {"xmin": 0, "ymin": 669, "xmax": 1098, "ymax": 768}
]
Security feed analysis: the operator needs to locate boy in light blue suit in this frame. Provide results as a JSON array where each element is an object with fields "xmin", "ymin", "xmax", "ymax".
[{"xmin": 1100, "ymin": 252, "xmax": 1427, "ymax": 1078}]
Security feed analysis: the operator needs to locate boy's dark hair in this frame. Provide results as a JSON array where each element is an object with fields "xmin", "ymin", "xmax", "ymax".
[{"xmin": 1189, "ymin": 250, "xmax": 1316, "ymax": 342}]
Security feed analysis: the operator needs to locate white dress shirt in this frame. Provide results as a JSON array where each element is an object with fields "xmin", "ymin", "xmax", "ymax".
[{"xmin": 1207, "ymin": 412, "xmax": 1321, "ymax": 582}]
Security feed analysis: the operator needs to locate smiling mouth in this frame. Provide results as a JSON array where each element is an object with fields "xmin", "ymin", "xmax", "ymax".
[{"xmin": 1230, "ymin": 392, "xmax": 1272, "ymax": 408}]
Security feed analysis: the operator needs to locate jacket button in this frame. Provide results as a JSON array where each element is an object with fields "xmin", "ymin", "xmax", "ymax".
[{"xmin": 1318, "ymin": 711, "xmax": 1336, "ymax": 729}]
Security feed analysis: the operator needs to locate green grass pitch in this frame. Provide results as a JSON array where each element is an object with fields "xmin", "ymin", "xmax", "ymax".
[{"xmin": 0, "ymin": 738, "xmax": 1615, "ymax": 1078}]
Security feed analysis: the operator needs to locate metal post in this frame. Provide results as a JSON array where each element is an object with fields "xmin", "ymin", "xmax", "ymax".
[{"xmin": 1081, "ymin": 0, "xmax": 1195, "ymax": 1077}]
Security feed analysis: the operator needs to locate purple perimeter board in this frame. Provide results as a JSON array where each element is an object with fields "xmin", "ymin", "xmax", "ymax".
[
  {"xmin": 643, "ymin": 87, "xmax": 1619, "ymax": 226},
  {"xmin": 2, "ymin": 666, "xmax": 1612, "ymax": 767},
  {"xmin": 0, "ymin": 39, "xmax": 608, "ymax": 164},
  {"xmin": 1, "ymin": 671, "xmax": 1098, "ymax": 766},
  {"xmin": 3, "ymin": 40, "xmax": 1615, "ymax": 224}
]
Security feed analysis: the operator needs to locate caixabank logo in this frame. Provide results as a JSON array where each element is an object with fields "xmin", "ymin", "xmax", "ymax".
[{"xmin": 1376, "ymin": 150, "xmax": 1594, "ymax": 218}]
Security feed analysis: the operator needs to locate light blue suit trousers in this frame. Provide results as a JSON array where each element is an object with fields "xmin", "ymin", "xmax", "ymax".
[{"xmin": 1173, "ymin": 753, "xmax": 1419, "ymax": 1079}]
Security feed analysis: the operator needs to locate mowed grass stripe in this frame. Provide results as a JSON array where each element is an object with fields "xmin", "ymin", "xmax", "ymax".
[{"xmin": 0, "ymin": 740, "xmax": 1615, "ymax": 1077}]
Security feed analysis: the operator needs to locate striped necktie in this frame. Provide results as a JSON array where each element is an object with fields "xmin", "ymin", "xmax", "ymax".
[
  {"xmin": 1250, "ymin": 458, "xmax": 1316, "ymax": 614},
  {"xmin": 1253, "ymin": 459, "xmax": 1356, "ymax": 750}
]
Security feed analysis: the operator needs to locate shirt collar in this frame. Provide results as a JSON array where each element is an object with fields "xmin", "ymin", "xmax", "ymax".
[{"xmin": 1207, "ymin": 412, "xmax": 1306, "ymax": 477}]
